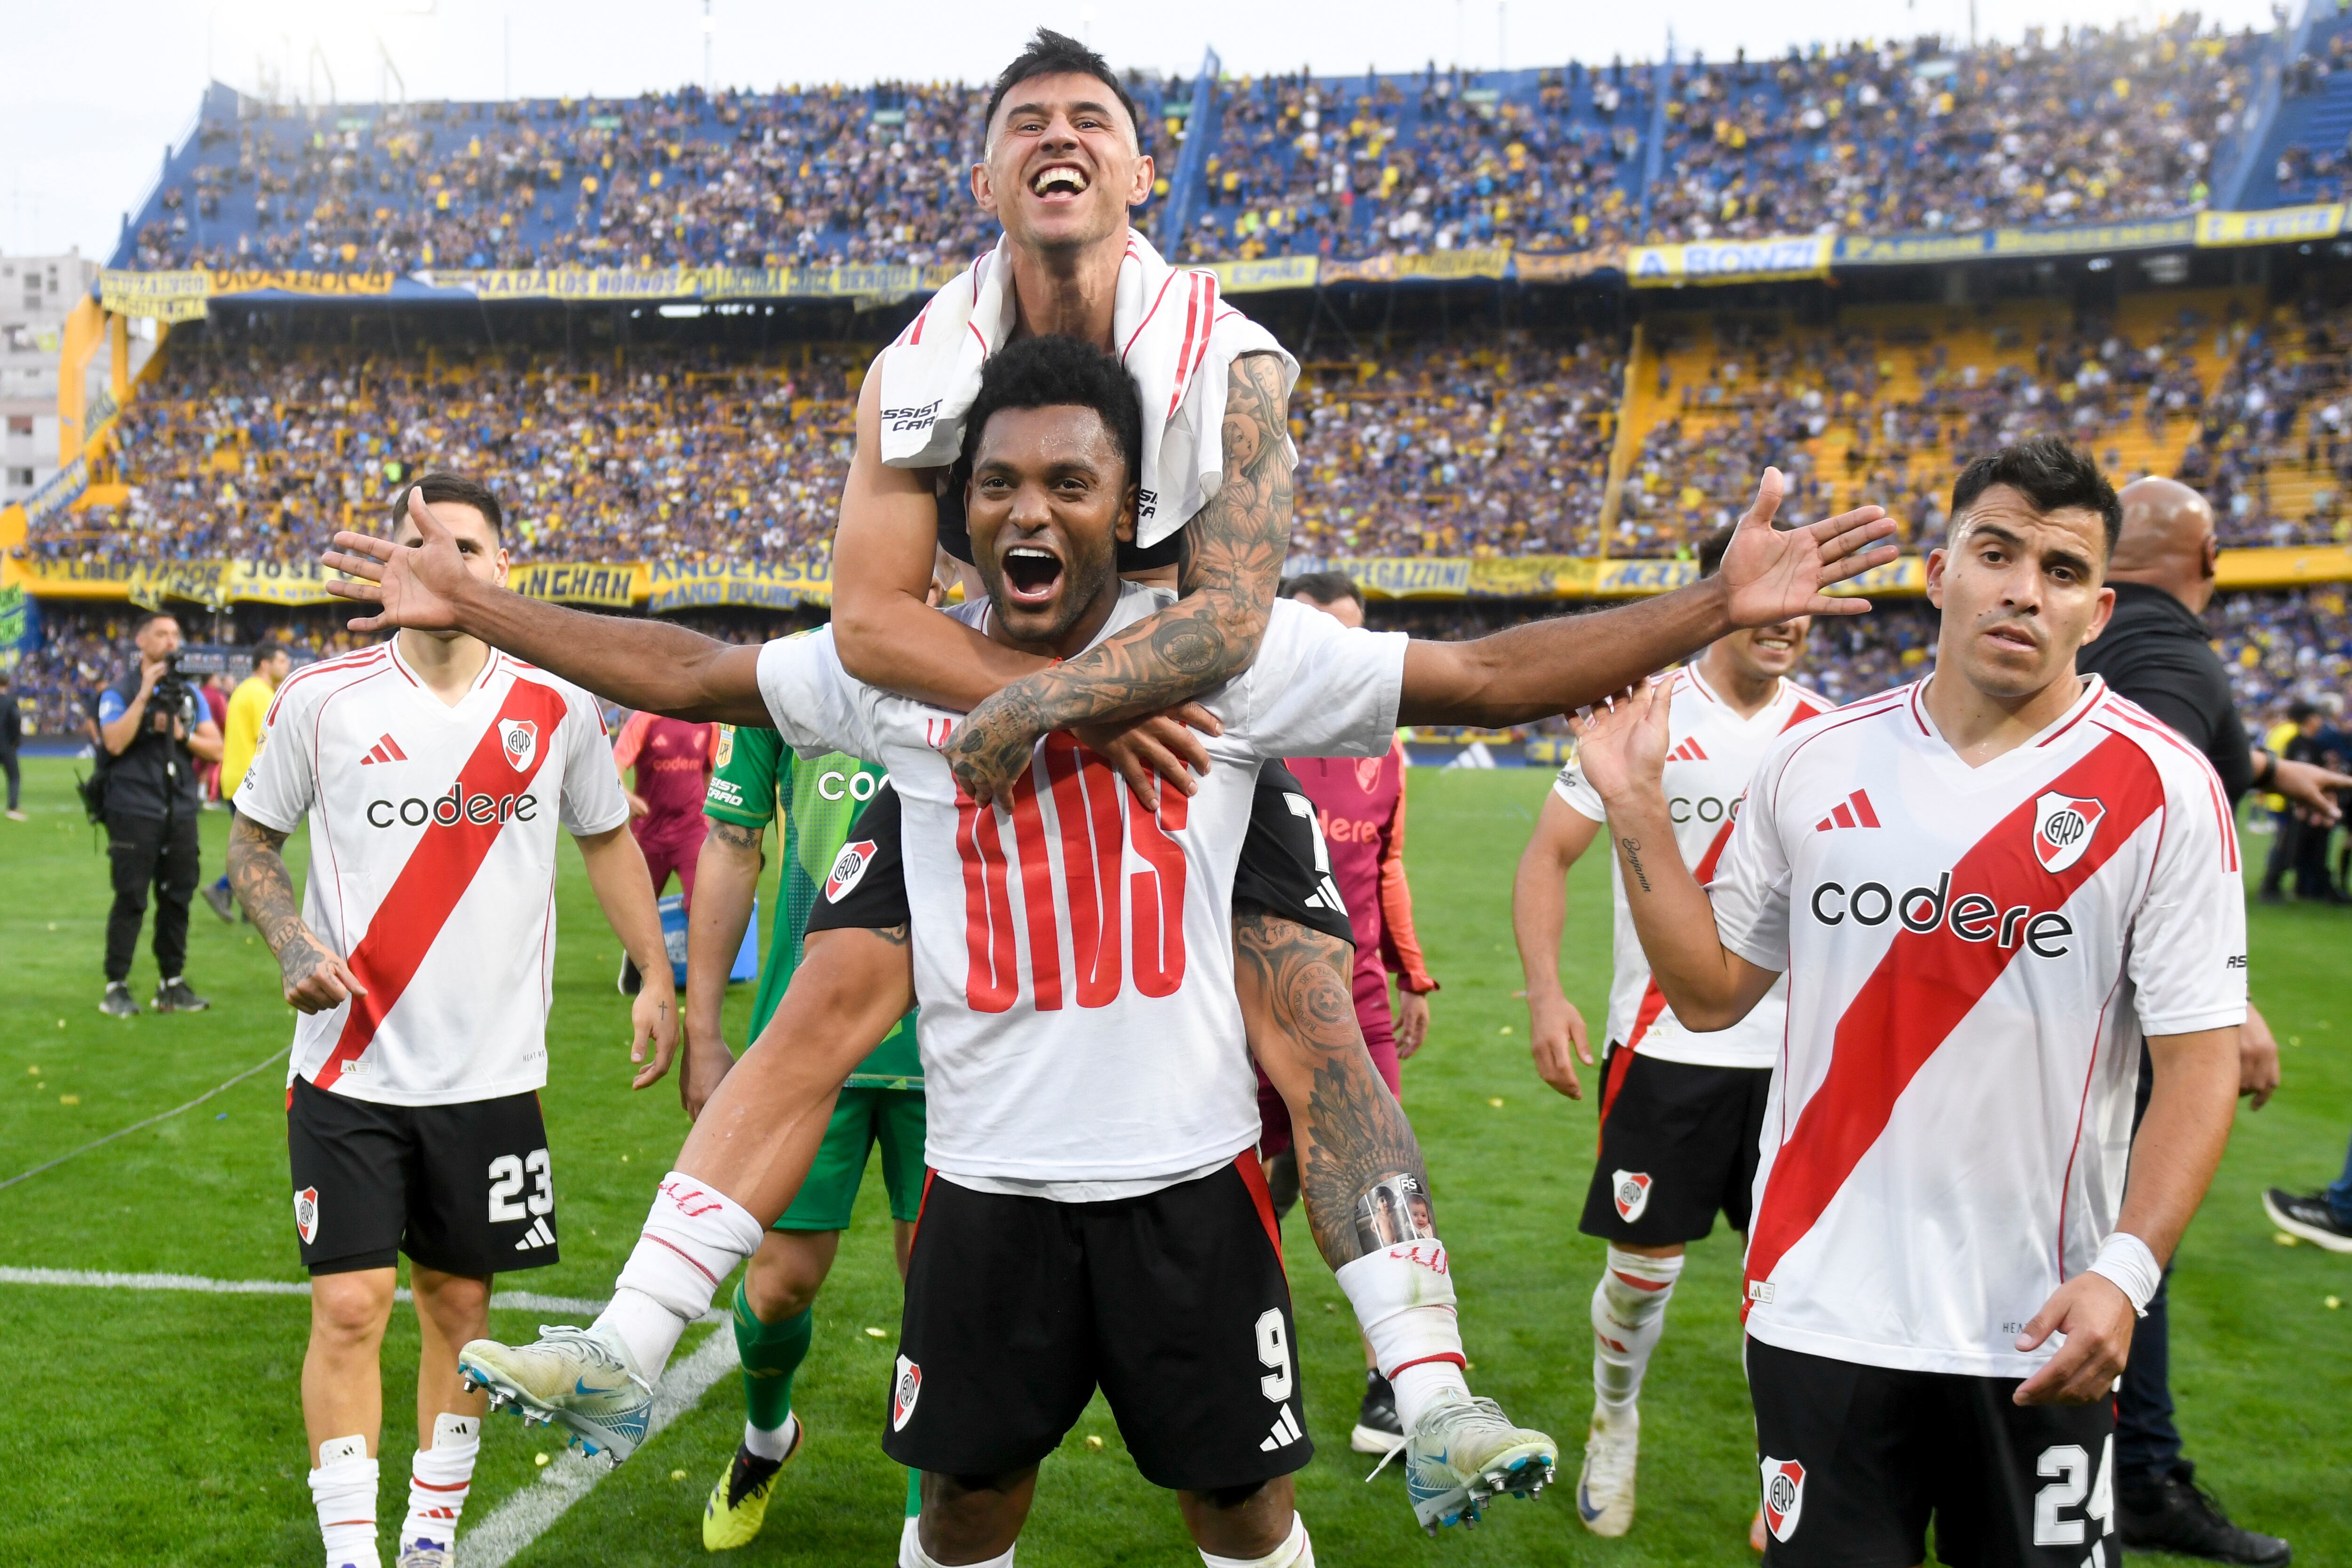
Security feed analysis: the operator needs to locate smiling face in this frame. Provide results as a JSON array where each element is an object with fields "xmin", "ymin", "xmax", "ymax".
[
  {"xmin": 1927, "ymin": 484, "xmax": 2115, "ymax": 701},
  {"xmin": 1721, "ymin": 615, "xmax": 1812, "ymax": 683},
  {"xmin": 971, "ymin": 71, "xmax": 1153, "ymax": 254},
  {"xmin": 963, "ymin": 403, "xmax": 1135, "ymax": 654}
]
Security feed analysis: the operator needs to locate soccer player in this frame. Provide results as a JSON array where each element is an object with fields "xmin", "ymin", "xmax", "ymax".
[
  {"xmin": 324, "ymin": 334, "xmax": 1899, "ymax": 1565},
  {"xmin": 610, "ymin": 707, "xmax": 717, "ymax": 992},
  {"xmin": 1260, "ymin": 570, "xmax": 1441, "ymax": 1457},
  {"xmin": 228, "ymin": 472, "xmax": 677, "ymax": 1568},
  {"xmin": 203, "ymin": 638, "xmax": 294, "ymax": 923},
  {"xmin": 686, "ymin": 728, "xmax": 926, "ymax": 1552},
  {"xmin": 1512, "ymin": 524, "xmax": 1827, "ymax": 1541},
  {"xmin": 1568, "ymin": 436, "xmax": 2248, "ymax": 1568}
]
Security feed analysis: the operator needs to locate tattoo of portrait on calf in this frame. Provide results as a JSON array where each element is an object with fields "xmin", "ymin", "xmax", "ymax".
[{"xmin": 1234, "ymin": 909, "xmax": 1433, "ymax": 1269}]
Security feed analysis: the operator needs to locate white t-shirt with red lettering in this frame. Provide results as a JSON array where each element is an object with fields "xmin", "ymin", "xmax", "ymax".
[
  {"xmin": 1552, "ymin": 665, "xmax": 1830, "ymax": 1069},
  {"xmin": 755, "ymin": 589, "xmax": 1407, "ymax": 1197},
  {"xmin": 1707, "ymin": 675, "xmax": 2247, "ymax": 1377},
  {"xmin": 236, "ymin": 641, "xmax": 630, "ymax": 1106}
]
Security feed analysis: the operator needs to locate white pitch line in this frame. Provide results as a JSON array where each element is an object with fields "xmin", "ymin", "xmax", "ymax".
[
  {"xmin": 459, "ymin": 1326, "xmax": 741, "ymax": 1568},
  {"xmin": 0, "ymin": 1266, "xmax": 611, "ymax": 1317}
]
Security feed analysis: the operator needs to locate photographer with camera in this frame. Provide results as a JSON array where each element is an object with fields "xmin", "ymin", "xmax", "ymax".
[{"xmin": 94, "ymin": 610, "xmax": 222, "ymax": 1018}]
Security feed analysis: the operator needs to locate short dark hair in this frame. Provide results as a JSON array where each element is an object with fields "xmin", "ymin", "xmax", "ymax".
[
  {"xmin": 957, "ymin": 334, "xmax": 1143, "ymax": 489},
  {"xmin": 2288, "ymin": 699, "xmax": 2319, "ymax": 723},
  {"xmin": 1280, "ymin": 571, "xmax": 1366, "ymax": 610},
  {"xmin": 251, "ymin": 640, "xmax": 289, "ymax": 669},
  {"xmin": 982, "ymin": 28, "xmax": 1141, "ymax": 148},
  {"xmin": 391, "ymin": 470, "xmax": 503, "ymax": 538},
  {"xmin": 131, "ymin": 609, "xmax": 178, "ymax": 635},
  {"xmin": 1948, "ymin": 437, "xmax": 2122, "ymax": 557},
  {"xmin": 1697, "ymin": 525, "xmax": 1736, "ymax": 578}
]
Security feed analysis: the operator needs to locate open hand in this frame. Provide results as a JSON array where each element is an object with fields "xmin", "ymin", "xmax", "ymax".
[
  {"xmin": 1078, "ymin": 703, "xmax": 1222, "ymax": 811},
  {"xmin": 320, "ymin": 489, "xmax": 472, "ymax": 633},
  {"xmin": 2272, "ymin": 755, "xmax": 2352, "ymax": 826},
  {"xmin": 2013, "ymin": 1272, "xmax": 2136, "ymax": 1405},
  {"xmin": 628, "ymin": 975, "xmax": 679, "ymax": 1090},
  {"xmin": 1566, "ymin": 680, "xmax": 1673, "ymax": 809},
  {"xmin": 1718, "ymin": 468, "xmax": 1900, "ymax": 626}
]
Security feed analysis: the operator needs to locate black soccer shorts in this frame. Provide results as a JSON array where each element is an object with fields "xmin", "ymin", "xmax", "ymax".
[
  {"xmin": 810, "ymin": 763, "xmax": 1356, "ymax": 951},
  {"xmin": 883, "ymin": 1155, "xmax": 1312, "ymax": 1493},
  {"xmin": 1747, "ymin": 1337, "xmax": 2119, "ymax": 1568},
  {"xmin": 1579, "ymin": 1045, "xmax": 1772, "ymax": 1246},
  {"xmin": 286, "ymin": 1075, "xmax": 558, "ymax": 1276}
]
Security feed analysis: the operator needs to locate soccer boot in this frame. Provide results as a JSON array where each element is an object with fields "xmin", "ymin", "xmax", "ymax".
[
  {"xmin": 2118, "ymin": 1468, "xmax": 2292, "ymax": 1565},
  {"xmin": 2264, "ymin": 1186, "xmax": 2352, "ymax": 1253},
  {"xmin": 1576, "ymin": 1401, "xmax": 1638, "ymax": 1537},
  {"xmin": 152, "ymin": 978, "xmax": 210, "ymax": 1012},
  {"xmin": 459, "ymin": 1323, "xmax": 652, "ymax": 1462},
  {"xmin": 98, "ymin": 982, "xmax": 139, "ymax": 1018},
  {"xmin": 1350, "ymin": 1369, "xmax": 1407, "ymax": 1456},
  {"xmin": 1396, "ymin": 1392, "xmax": 1556, "ymax": 1534},
  {"xmin": 702, "ymin": 1415, "xmax": 803, "ymax": 1551},
  {"xmin": 200, "ymin": 880, "xmax": 237, "ymax": 923},
  {"xmin": 395, "ymin": 1535, "xmax": 452, "ymax": 1568}
]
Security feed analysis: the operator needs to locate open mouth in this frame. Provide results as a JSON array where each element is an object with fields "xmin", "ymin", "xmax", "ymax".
[
  {"xmin": 1030, "ymin": 164, "xmax": 1090, "ymax": 201},
  {"xmin": 1000, "ymin": 544, "xmax": 1065, "ymax": 605},
  {"xmin": 1984, "ymin": 623, "xmax": 2040, "ymax": 653}
]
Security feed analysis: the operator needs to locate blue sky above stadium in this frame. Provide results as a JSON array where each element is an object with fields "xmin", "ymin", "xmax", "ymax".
[{"xmin": 1, "ymin": 0, "xmax": 2282, "ymax": 263}]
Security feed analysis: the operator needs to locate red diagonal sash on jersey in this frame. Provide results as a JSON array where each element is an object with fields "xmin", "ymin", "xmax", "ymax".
[
  {"xmin": 1741, "ymin": 733, "xmax": 2165, "ymax": 1316},
  {"xmin": 310, "ymin": 681, "xmax": 571, "ymax": 1091}
]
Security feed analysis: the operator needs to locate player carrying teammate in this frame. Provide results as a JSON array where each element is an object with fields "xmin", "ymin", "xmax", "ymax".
[
  {"xmin": 227, "ymin": 473, "xmax": 677, "ymax": 1568},
  {"xmin": 325, "ymin": 335, "xmax": 1900, "ymax": 1565},
  {"xmin": 686, "ymin": 726, "xmax": 926, "ymax": 1552},
  {"xmin": 1512, "ymin": 524, "xmax": 1826, "ymax": 1542},
  {"xmin": 1569, "ymin": 437, "xmax": 2248, "ymax": 1568}
]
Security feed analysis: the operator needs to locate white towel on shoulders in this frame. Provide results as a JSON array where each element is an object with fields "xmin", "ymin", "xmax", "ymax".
[{"xmin": 874, "ymin": 230, "xmax": 1296, "ymax": 549}]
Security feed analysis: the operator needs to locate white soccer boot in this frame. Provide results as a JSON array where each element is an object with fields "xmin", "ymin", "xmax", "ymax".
[
  {"xmin": 1396, "ymin": 1391, "xmax": 1556, "ymax": 1533},
  {"xmin": 458, "ymin": 1323, "xmax": 652, "ymax": 1463},
  {"xmin": 1576, "ymin": 1401, "xmax": 1638, "ymax": 1537},
  {"xmin": 394, "ymin": 1536, "xmax": 452, "ymax": 1568}
]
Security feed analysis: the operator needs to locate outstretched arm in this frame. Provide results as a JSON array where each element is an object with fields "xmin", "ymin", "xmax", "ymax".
[
  {"xmin": 1571, "ymin": 680, "xmax": 1780, "ymax": 1030},
  {"xmin": 1398, "ymin": 470, "xmax": 1896, "ymax": 726},
  {"xmin": 943, "ymin": 351, "xmax": 1294, "ymax": 804},
  {"xmin": 323, "ymin": 492, "xmax": 769, "ymax": 722}
]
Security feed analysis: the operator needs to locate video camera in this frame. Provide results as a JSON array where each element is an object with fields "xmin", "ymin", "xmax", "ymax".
[{"xmin": 148, "ymin": 654, "xmax": 199, "ymax": 734}]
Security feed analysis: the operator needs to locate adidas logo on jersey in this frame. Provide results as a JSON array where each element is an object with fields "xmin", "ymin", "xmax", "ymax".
[
  {"xmin": 1812, "ymin": 788, "xmax": 1881, "ymax": 832},
  {"xmin": 513, "ymin": 1216, "xmax": 556, "ymax": 1251},
  {"xmin": 1664, "ymin": 736, "xmax": 1711, "ymax": 763},
  {"xmin": 1259, "ymin": 1403, "xmax": 1304, "ymax": 1451},
  {"xmin": 360, "ymin": 735, "xmax": 409, "ymax": 765}
]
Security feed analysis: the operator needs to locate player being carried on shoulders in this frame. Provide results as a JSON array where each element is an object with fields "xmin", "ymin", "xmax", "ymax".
[
  {"xmin": 1567, "ymin": 437, "xmax": 2248, "ymax": 1568},
  {"xmin": 1513, "ymin": 522, "xmax": 1829, "ymax": 1546},
  {"xmin": 323, "ymin": 333, "xmax": 1899, "ymax": 1566}
]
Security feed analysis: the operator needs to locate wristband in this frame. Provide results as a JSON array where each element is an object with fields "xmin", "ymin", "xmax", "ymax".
[{"xmin": 2086, "ymin": 1231, "xmax": 2163, "ymax": 1317}]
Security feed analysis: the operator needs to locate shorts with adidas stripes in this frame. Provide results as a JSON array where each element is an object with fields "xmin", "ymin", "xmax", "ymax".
[
  {"xmin": 1580, "ymin": 1046, "xmax": 1772, "ymax": 1246},
  {"xmin": 883, "ymin": 1154, "xmax": 1312, "ymax": 1492},
  {"xmin": 286, "ymin": 1075, "xmax": 558, "ymax": 1276}
]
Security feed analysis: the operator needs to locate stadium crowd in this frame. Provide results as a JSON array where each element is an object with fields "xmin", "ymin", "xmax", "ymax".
[{"xmin": 2185, "ymin": 294, "xmax": 2352, "ymax": 546}]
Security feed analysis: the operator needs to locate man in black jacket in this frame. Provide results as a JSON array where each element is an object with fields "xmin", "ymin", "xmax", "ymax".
[
  {"xmin": 0, "ymin": 670, "xmax": 23, "ymax": 820},
  {"xmin": 94, "ymin": 611, "xmax": 222, "ymax": 1017},
  {"xmin": 2074, "ymin": 477, "xmax": 2348, "ymax": 1566}
]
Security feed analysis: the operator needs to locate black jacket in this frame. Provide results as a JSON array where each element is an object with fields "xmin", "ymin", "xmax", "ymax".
[
  {"xmin": 97, "ymin": 668, "xmax": 205, "ymax": 820},
  {"xmin": 2074, "ymin": 581, "xmax": 2253, "ymax": 805}
]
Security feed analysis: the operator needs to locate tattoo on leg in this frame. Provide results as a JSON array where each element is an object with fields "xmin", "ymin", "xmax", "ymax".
[
  {"xmin": 1235, "ymin": 910, "xmax": 1433, "ymax": 1269},
  {"xmin": 1618, "ymin": 836, "xmax": 1652, "ymax": 893}
]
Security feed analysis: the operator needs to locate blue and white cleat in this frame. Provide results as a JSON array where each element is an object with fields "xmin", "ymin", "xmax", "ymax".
[
  {"xmin": 1391, "ymin": 1392, "xmax": 1556, "ymax": 1534},
  {"xmin": 458, "ymin": 1323, "xmax": 652, "ymax": 1464},
  {"xmin": 1575, "ymin": 1401, "xmax": 1638, "ymax": 1536}
]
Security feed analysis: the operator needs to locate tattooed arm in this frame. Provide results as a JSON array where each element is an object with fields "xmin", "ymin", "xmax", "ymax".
[
  {"xmin": 227, "ymin": 814, "xmax": 367, "ymax": 1013},
  {"xmin": 1235, "ymin": 909, "xmax": 1435, "ymax": 1272},
  {"xmin": 942, "ymin": 351, "xmax": 1295, "ymax": 804},
  {"xmin": 680, "ymin": 817, "xmax": 767, "ymax": 1118}
]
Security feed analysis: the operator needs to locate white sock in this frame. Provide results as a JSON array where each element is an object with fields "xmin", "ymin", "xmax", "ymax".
[
  {"xmin": 399, "ymin": 1412, "xmax": 479, "ymax": 1555},
  {"xmin": 1335, "ymin": 1240, "xmax": 1471, "ymax": 1432},
  {"xmin": 604, "ymin": 1170, "xmax": 765, "ymax": 1377},
  {"xmin": 743, "ymin": 1412, "xmax": 796, "ymax": 1462},
  {"xmin": 309, "ymin": 1436, "xmax": 379, "ymax": 1568},
  {"xmin": 1201, "ymin": 1512, "xmax": 1314, "ymax": 1568},
  {"xmin": 900, "ymin": 1524, "xmax": 1015, "ymax": 1568},
  {"xmin": 1592, "ymin": 1248, "xmax": 1683, "ymax": 1416}
]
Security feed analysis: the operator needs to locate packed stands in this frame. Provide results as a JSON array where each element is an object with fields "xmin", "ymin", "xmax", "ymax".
[{"xmin": 2185, "ymin": 293, "xmax": 2352, "ymax": 547}]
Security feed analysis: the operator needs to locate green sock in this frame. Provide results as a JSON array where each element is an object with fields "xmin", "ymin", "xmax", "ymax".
[
  {"xmin": 905, "ymin": 1467, "xmax": 921, "ymax": 1519},
  {"xmin": 733, "ymin": 1281, "xmax": 813, "ymax": 1434}
]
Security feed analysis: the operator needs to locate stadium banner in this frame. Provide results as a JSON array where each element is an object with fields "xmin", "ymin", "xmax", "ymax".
[
  {"xmin": 510, "ymin": 561, "xmax": 644, "ymax": 607},
  {"xmin": 0, "ymin": 583, "xmax": 32, "ymax": 659},
  {"xmin": 1821, "ymin": 554, "xmax": 1931, "ymax": 596},
  {"xmin": 21, "ymin": 457, "xmax": 87, "ymax": 530},
  {"xmin": 1312, "ymin": 557, "xmax": 1477, "ymax": 597},
  {"xmin": 1323, "ymin": 248, "xmax": 1512, "ymax": 284},
  {"xmin": 1464, "ymin": 556, "xmax": 1601, "ymax": 597},
  {"xmin": 644, "ymin": 556, "xmax": 831, "ymax": 612},
  {"xmin": 1589, "ymin": 558, "xmax": 1700, "ymax": 594},
  {"xmin": 2196, "ymin": 205, "xmax": 2347, "ymax": 248},
  {"xmin": 1515, "ymin": 248, "xmax": 1625, "ymax": 283},
  {"xmin": 127, "ymin": 559, "xmax": 231, "ymax": 611},
  {"xmin": 221, "ymin": 559, "xmax": 360, "ymax": 606},
  {"xmin": 98, "ymin": 269, "xmax": 211, "ymax": 322},
  {"xmin": 1837, "ymin": 216, "xmax": 2198, "ymax": 266},
  {"xmin": 428, "ymin": 267, "xmax": 701, "ymax": 302},
  {"xmin": 1627, "ymin": 234, "xmax": 1835, "ymax": 288},
  {"xmin": 2213, "ymin": 544, "xmax": 2352, "ymax": 589},
  {"xmin": 1204, "ymin": 256, "xmax": 1321, "ymax": 294},
  {"xmin": 207, "ymin": 268, "xmax": 400, "ymax": 298}
]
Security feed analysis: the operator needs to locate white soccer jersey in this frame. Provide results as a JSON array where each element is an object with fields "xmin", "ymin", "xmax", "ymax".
[
  {"xmin": 235, "ymin": 641, "xmax": 630, "ymax": 1106},
  {"xmin": 1554, "ymin": 665, "xmax": 1831, "ymax": 1070},
  {"xmin": 1706, "ymin": 676, "xmax": 2247, "ymax": 1377},
  {"xmin": 757, "ymin": 589, "xmax": 1406, "ymax": 1194}
]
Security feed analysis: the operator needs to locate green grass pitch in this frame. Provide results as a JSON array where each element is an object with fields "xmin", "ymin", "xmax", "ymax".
[{"xmin": 0, "ymin": 757, "xmax": 2345, "ymax": 1566}]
